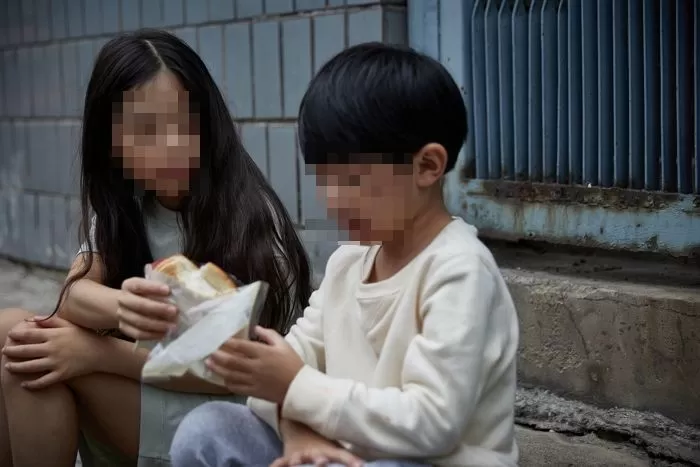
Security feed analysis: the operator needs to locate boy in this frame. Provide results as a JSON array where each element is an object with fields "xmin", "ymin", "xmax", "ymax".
[{"xmin": 170, "ymin": 42, "xmax": 519, "ymax": 467}]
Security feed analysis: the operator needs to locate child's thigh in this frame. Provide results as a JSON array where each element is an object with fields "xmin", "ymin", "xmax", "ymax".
[
  {"xmin": 170, "ymin": 401, "xmax": 282, "ymax": 466},
  {"xmin": 298, "ymin": 462, "xmax": 427, "ymax": 467},
  {"xmin": 321, "ymin": 462, "xmax": 428, "ymax": 467},
  {"xmin": 139, "ymin": 384, "xmax": 248, "ymax": 464}
]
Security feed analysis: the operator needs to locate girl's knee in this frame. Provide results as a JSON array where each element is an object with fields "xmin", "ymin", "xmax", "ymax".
[
  {"xmin": 3, "ymin": 318, "xmax": 38, "ymax": 347},
  {"xmin": 1, "ymin": 317, "xmax": 41, "ymax": 390},
  {"xmin": 0, "ymin": 309, "xmax": 34, "ymax": 338}
]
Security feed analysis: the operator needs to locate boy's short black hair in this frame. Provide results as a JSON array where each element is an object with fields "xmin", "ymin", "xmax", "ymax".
[{"xmin": 298, "ymin": 42, "xmax": 467, "ymax": 173}]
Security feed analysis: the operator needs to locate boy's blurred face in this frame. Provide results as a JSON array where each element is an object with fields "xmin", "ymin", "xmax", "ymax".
[{"xmin": 314, "ymin": 162, "xmax": 416, "ymax": 243}]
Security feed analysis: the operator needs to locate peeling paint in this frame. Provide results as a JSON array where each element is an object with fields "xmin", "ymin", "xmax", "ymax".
[{"xmin": 451, "ymin": 179, "xmax": 700, "ymax": 258}]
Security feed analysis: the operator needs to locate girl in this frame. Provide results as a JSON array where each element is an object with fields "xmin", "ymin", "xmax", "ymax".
[{"xmin": 0, "ymin": 29, "xmax": 312, "ymax": 467}]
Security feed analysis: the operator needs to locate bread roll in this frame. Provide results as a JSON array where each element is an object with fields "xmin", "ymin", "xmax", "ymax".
[{"xmin": 152, "ymin": 255, "xmax": 237, "ymax": 299}]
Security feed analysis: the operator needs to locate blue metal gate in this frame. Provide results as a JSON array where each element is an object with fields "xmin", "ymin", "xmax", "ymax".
[{"xmin": 409, "ymin": 0, "xmax": 699, "ymax": 256}]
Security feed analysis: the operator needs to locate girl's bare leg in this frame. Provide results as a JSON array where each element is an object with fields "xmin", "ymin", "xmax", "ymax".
[
  {"xmin": 0, "ymin": 308, "xmax": 35, "ymax": 466},
  {"xmin": 1, "ymin": 318, "xmax": 142, "ymax": 467}
]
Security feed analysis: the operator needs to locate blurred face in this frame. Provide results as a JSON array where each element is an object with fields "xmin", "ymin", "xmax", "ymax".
[
  {"xmin": 314, "ymin": 162, "xmax": 416, "ymax": 243},
  {"xmin": 112, "ymin": 70, "xmax": 200, "ymax": 198}
]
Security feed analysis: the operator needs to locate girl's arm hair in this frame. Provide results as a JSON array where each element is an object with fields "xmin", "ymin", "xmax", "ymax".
[
  {"xmin": 94, "ymin": 337, "xmax": 230, "ymax": 394},
  {"xmin": 56, "ymin": 253, "xmax": 122, "ymax": 330}
]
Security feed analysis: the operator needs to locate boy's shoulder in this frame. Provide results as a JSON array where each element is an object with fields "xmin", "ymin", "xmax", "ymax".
[{"xmin": 423, "ymin": 218, "xmax": 498, "ymax": 270}]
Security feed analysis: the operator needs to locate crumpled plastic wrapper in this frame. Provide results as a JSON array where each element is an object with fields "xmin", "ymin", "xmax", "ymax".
[{"xmin": 140, "ymin": 264, "xmax": 269, "ymax": 387}]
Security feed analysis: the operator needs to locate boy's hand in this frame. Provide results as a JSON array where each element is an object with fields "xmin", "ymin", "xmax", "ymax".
[
  {"xmin": 271, "ymin": 446, "xmax": 363, "ymax": 467},
  {"xmin": 272, "ymin": 420, "xmax": 362, "ymax": 467},
  {"xmin": 206, "ymin": 326, "xmax": 304, "ymax": 404}
]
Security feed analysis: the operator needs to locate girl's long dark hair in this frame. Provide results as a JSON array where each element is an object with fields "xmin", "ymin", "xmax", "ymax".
[{"xmin": 53, "ymin": 29, "xmax": 312, "ymax": 333}]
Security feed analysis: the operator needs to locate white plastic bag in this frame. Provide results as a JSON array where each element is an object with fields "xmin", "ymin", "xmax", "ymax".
[{"xmin": 140, "ymin": 264, "xmax": 269, "ymax": 387}]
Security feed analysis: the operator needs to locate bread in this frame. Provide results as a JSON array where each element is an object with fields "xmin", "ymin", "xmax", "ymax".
[{"xmin": 152, "ymin": 255, "xmax": 237, "ymax": 299}]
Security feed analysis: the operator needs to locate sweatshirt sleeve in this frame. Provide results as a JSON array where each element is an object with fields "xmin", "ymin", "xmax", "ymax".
[
  {"xmin": 280, "ymin": 255, "xmax": 502, "ymax": 457},
  {"xmin": 247, "ymin": 284, "xmax": 326, "ymax": 434}
]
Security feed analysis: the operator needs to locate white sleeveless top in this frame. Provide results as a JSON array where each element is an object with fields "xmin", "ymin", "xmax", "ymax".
[{"xmin": 79, "ymin": 201, "xmax": 182, "ymax": 260}]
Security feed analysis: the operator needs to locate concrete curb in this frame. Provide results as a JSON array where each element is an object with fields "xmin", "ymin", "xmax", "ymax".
[
  {"xmin": 515, "ymin": 387, "xmax": 700, "ymax": 465},
  {"xmin": 503, "ymin": 265, "xmax": 700, "ymax": 426}
]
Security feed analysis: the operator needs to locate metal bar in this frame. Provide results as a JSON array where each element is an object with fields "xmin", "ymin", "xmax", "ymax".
[
  {"xmin": 612, "ymin": 0, "xmax": 629, "ymax": 188},
  {"xmin": 484, "ymin": 0, "xmax": 501, "ymax": 179},
  {"xmin": 598, "ymin": 0, "xmax": 614, "ymax": 187},
  {"xmin": 659, "ymin": 0, "xmax": 677, "ymax": 192},
  {"xmin": 528, "ymin": 0, "xmax": 543, "ymax": 182},
  {"xmin": 675, "ymin": 0, "xmax": 693, "ymax": 194},
  {"xmin": 463, "ymin": 0, "xmax": 477, "ymax": 180},
  {"xmin": 642, "ymin": 0, "xmax": 660, "ymax": 191},
  {"xmin": 438, "ymin": 0, "xmax": 472, "ymax": 212},
  {"xmin": 512, "ymin": 0, "xmax": 529, "ymax": 180},
  {"xmin": 471, "ymin": 0, "xmax": 489, "ymax": 179},
  {"xmin": 498, "ymin": 0, "xmax": 515, "ymax": 180},
  {"xmin": 556, "ymin": 0, "xmax": 569, "ymax": 185},
  {"xmin": 541, "ymin": 0, "xmax": 557, "ymax": 183},
  {"xmin": 568, "ymin": 0, "xmax": 583, "ymax": 185},
  {"xmin": 695, "ymin": 0, "xmax": 700, "ymax": 194},
  {"xmin": 581, "ymin": 0, "xmax": 598, "ymax": 186},
  {"xmin": 628, "ymin": 0, "xmax": 644, "ymax": 190}
]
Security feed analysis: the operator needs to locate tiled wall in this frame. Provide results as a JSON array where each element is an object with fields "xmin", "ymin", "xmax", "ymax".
[{"xmin": 0, "ymin": 0, "xmax": 408, "ymax": 270}]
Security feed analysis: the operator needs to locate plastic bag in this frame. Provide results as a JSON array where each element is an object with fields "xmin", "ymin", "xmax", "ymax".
[{"xmin": 140, "ymin": 263, "xmax": 269, "ymax": 387}]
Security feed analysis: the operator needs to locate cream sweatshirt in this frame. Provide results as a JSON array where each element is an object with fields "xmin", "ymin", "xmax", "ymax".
[{"xmin": 249, "ymin": 218, "xmax": 520, "ymax": 466}]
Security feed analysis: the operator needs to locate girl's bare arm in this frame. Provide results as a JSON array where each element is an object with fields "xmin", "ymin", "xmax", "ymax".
[
  {"xmin": 61, "ymin": 254, "xmax": 230, "ymax": 394},
  {"xmin": 94, "ymin": 337, "xmax": 231, "ymax": 394},
  {"xmin": 56, "ymin": 254, "xmax": 121, "ymax": 330}
]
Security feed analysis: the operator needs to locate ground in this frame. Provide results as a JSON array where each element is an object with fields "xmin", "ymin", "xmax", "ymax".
[{"xmin": 0, "ymin": 258, "xmax": 695, "ymax": 466}]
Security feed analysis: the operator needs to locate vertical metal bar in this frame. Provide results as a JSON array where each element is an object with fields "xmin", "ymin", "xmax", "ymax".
[
  {"xmin": 628, "ymin": 0, "xmax": 644, "ymax": 189},
  {"xmin": 695, "ymin": 0, "xmax": 700, "ymax": 193},
  {"xmin": 528, "ymin": 0, "xmax": 543, "ymax": 182},
  {"xmin": 512, "ymin": 0, "xmax": 529, "ymax": 180},
  {"xmin": 598, "ymin": 0, "xmax": 614, "ymax": 187},
  {"xmin": 437, "ymin": 0, "xmax": 473, "ymax": 211},
  {"xmin": 498, "ymin": 0, "xmax": 514, "ymax": 180},
  {"xmin": 581, "ymin": 0, "xmax": 598, "ymax": 186},
  {"xmin": 659, "ymin": 0, "xmax": 677, "ymax": 192},
  {"xmin": 642, "ymin": 0, "xmax": 660, "ymax": 191},
  {"xmin": 568, "ymin": 0, "xmax": 583, "ymax": 185},
  {"xmin": 541, "ymin": 0, "xmax": 557, "ymax": 183},
  {"xmin": 471, "ymin": 1, "xmax": 489, "ymax": 179},
  {"xmin": 675, "ymin": 0, "xmax": 692, "ymax": 194},
  {"xmin": 556, "ymin": 0, "xmax": 569, "ymax": 184},
  {"xmin": 612, "ymin": 0, "xmax": 629, "ymax": 188},
  {"xmin": 485, "ymin": 0, "xmax": 501, "ymax": 179},
  {"xmin": 463, "ymin": 0, "xmax": 477, "ymax": 180}
]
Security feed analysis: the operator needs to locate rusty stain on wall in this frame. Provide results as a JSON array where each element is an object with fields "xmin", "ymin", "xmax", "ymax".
[
  {"xmin": 472, "ymin": 180, "xmax": 692, "ymax": 211},
  {"xmin": 451, "ymin": 180, "xmax": 700, "ymax": 258}
]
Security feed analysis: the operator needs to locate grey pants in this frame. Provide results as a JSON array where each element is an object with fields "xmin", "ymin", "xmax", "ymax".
[{"xmin": 170, "ymin": 401, "xmax": 429, "ymax": 467}]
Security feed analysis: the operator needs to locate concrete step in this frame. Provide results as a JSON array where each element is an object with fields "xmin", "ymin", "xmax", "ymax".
[{"xmin": 492, "ymin": 245, "xmax": 700, "ymax": 427}]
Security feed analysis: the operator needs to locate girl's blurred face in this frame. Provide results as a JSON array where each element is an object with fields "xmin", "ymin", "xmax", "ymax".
[{"xmin": 112, "ymin": 70, "xmax": 200, "ymax": 199}]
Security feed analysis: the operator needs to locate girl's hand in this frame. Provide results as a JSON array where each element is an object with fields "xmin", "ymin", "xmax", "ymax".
[
  {"xmin": 206, "ymin": 327, "xmax": 304, "ymax": 404},
  {"xmin": 2, "ymin": 316, "xmax": 103, "ymax": 390},
  {"xmin": 117, "ymin": 277, "xmax": 177, "ymax": 341}
]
